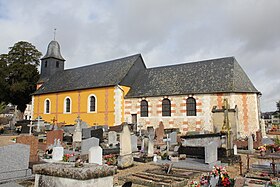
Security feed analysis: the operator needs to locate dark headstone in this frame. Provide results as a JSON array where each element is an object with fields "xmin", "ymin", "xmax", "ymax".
[{"xmin": 90, "ymin": 128, "xmax": 103, "ymax": 142}]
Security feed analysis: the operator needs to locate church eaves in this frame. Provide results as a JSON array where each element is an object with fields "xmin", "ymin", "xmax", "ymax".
[{"xmin": 125, "ymin": 57, "xmax": 259, "ymax": 98}]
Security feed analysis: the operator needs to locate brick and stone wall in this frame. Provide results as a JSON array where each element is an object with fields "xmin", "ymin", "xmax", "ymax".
[{"xmin": 124, "ymin": 93, "xmax": 260, "ymax": 137}]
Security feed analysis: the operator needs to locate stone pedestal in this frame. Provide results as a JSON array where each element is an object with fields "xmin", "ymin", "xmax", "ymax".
[
  {"xmin": 117, "ymin": 154, "xmax": 133, "ymax": 169},
  {"xmin": 33, "ymin": 163, "xmax": 116, "ymax": 187}
]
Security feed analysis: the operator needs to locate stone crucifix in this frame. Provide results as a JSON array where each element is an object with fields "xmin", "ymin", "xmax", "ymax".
[{"xmin": 221, "ymin": 98, "xmax": 232, "ymax": 151}]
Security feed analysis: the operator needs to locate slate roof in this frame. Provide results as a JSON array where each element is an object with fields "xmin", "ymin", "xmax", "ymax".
[
  {"xmin": 125, "ymin": 57, "xmax": 259, "ymax": 98},
  {"xmin": 34, "ymin": 54, "xmax": 142, "ymax": 95}
]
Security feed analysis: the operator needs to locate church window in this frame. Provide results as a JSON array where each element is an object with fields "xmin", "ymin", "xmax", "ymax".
[
  {"xmin": 44, "ymin": 99, "xmax": 50, "ymax": 114},
  {"xmin": 64, "ymin": 97, "xmax": 71, "ymax": 113},
  {"xmin": 56, "ymin": 61, "xmax": 59, "ymax": 68},
  {"xmin": 162, "ymin": 98, "xmax": 171, "ymax": 116},
  {"xmin": 45, "ymin": 61, "xmax": 47, "ymax": 67},
  {"xmin": 140, "ymin": 100, "xmax": 148, "ymax": 117},
  {"xmin": 187, "ymin": 97, "xmax": 196, "ymax": 116},
  {"xmin": 88, "ymin": 95, "xmax": 97, "ymax": 112}
]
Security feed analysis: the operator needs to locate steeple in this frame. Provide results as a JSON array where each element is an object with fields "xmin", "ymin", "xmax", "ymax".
[{"xmin": 38, "ymin": 40, "xmax": 65, "ymax": 86}]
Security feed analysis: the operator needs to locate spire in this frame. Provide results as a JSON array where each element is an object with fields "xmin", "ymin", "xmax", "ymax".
[{"xmin": 41, "ymin": 40, "xmax": 65, "ymax": 61}]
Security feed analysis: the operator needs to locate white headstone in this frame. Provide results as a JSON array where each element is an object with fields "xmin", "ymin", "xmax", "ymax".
[
  {"xmin": 52, "ymin": 147, "xmax": 64, "ymax": 161},
  {"xmin": 88, "ymin": 146, "xmax": 103, "ymax": 165},
  {"xmin": 153, "ymin": 154, "xmax": 158, "ymax": 162},
  {"xmin": 141, "ymin": 137, "xmax": 149, "ymax": 153},
  {"xmin": 131, "ymin": 135, "xmax": 138, "ymax": 152},
  {"xmin": 108, "ymin": 131, "xmax": 118, "ymax": 146},
  {"xmin": 233, "ymin": 144, "xmax": 237, "ymax": 155},
  {"xmin": 119, "ymin": 124, "xmax": 132, "ymax": 156},
  {"xmin": 73, "ymin": 117, "xmax": 82, "ymax": 142},
  {"xmin": 147, "ymin": 139, "xmax": 154, "ymax": 157},
  {"xmin": 81, "ymin": 137, "xmax": 99, "ymax": 155},
  {"xmin": 261, "ymin": 119, "xmax": 267, "ymax": 138},
  {"xmin": 205, "ymin": 141, "xmax": 218, "ymax": 164},
  {"xmin": 248, "ymin": 135, "xmax": 254, "ymax": 151},
  {"xmin": 169, "ymin": 132, "xmax": 177, "ymax": 146}
]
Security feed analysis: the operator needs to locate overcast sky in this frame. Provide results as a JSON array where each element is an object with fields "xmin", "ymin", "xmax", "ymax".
[{"xmin": 0, "ymin": 0, "xmax": 279, "ymax": 112}]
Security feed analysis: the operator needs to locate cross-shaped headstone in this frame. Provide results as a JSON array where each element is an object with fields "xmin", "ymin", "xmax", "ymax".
[
  {"xmin": 138, "ymin": 123, "xmax": 143, "ymax": 137},
  {"xmin": 27, "ymin": 120, "xmax": 35, "ymax": 135},
  {"xmin": 163, "ymin": 134, "xmax": 171, "ymax": 151}
]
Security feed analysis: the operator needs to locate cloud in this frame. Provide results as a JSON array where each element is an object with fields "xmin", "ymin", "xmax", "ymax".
[{"xmin": 0, "ymin": 0, "xmax": 279, "ymax": 111}]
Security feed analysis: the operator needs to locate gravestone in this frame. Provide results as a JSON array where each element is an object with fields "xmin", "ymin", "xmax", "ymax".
[
  {"xmin": 248, "ymin": 135, "xmax": 254, "ymax": 153},
  {"xmin": 81, "ymin": 137, "xmax": 99, "ymax": 155},
  {"xmin": 73, "ymin": 117, "xmax": 82, "ymax": 143},
  {"xmin": 141, "ymin": 137, "xmax": 149, "ymax": 153},
  {"xmin": 169, "ymin": 132, "xmax": 177, "ymax": 146},
  {"xmin": 82, "ymin": 127, "xmax": 95, "ymax": 139},
  {"xmin": 0, "ymin": 144, "xmax": 32, "ymax": 181},
  {"xmin": 91, "ymin": 128, "xmax": 103, "ymax": 143},
  {"xmin": 108, "ymin": 131, "xmax": 118, "ymax": 147},
  {"xmin": 118, "ymin": 123, "xmax": 133, "ymax": 169},
  {"xmin": 131, "ymin": 135, "xmax": 138, "ymax": 152},
  {"xmin": 155, "ymin": 121, "xmax": 165, "ymax": 145},
  {"xmin": 88, "ymin": 146, "xmax": 103, "ymax": 165},
  {"xmin": 147, "ymin": 127, "xmax": 155, "ymax": 140},
  {"xmin": 46, "ymin": 130, "xmax": 64, "ymax": 146},
  {"xmin": 16, "ymin": 135, "xmax": 39, "ymax": 162},
  {"xmin": 205, "ymin": 141, "xmax": 218, "ymax": 164},
  {"xmin": 234, "ymin": 144, "xmax": 237, "ymax": 155},
  {"xmin": 52, "ymin": 140, "xmax": 64, "ymax": 161},
  {"xmin": 147, "ymin": 139, "xmax": 154, "ymax": 157}
]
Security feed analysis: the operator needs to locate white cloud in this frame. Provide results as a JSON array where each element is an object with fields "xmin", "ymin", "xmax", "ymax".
[{"xmin": 0, "ymin": 0, "xmax": 279, "ymax": 111}]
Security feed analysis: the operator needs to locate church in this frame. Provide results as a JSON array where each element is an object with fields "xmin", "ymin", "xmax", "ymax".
[{"xmin": 32, "ymin": 40, "xmax": 261, "ymax": 138}]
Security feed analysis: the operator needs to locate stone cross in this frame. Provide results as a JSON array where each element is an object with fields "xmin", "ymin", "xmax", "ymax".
[
  {"xmin": 221, "ymin": 99, "xmax": 232, "ymax": 150},
  {"xmin": 163, "ymin": 134, "xmax": 171, "ymax": 151},
  {"xmin": 27, "ymin": 120, "xmax": 35, "ymax": 135},
  {"xmin": 138, "ymin": 123, "xmax": 143, "ymax": 137}
]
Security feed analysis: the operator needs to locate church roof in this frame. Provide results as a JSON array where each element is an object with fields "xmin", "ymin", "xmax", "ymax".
[
  {"xmin": 125, "ymin": 57, "xmax": 259, "ymax": 98},
  {"xmin": 34, "ymin": 54, "xmax": 143, "ymax": 95},
  {"xmin": 42, "ymin": 40, "xmax": 65, "ymax": 61}
]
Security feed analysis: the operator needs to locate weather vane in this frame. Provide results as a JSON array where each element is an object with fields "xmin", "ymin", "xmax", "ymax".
[{"xmin": 54, "ymin": 28, "xmax": 57, "ymax": 40}]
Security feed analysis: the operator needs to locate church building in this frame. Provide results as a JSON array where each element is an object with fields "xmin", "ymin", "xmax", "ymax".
[{"xmin": 32, "ymin": 40, "xmax": 261, "ymax": 138}]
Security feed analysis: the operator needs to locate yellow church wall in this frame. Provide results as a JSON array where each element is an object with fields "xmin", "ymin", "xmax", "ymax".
[{"xmin": 32, "ymin": 86, "xmax": 118, "ymax": 126}]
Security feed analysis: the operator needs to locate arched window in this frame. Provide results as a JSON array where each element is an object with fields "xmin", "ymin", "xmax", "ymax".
[
  {"xmin": 44, "ymin": 99, "xmax": 50, "ymax": 114},
  {"xmin": 140, "ymin": 100, "xmax": 148, "ymax": 117},
  {"xmin": 162, "ymin": 98, "xmax": 171, "ymax": 116},
  {"xmin": 187, "ymin": 97, "xmax": 196, "ymax": 116},
  {"xmin": 88, "ymin": 95, "xmax": 97, "ymax": 112},
  {"xmin": 64, "ymin": 97, "xmax": 71, "ymax": 113}
]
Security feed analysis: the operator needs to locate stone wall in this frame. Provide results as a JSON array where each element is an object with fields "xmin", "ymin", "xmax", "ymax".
[{"xmin": 124, "ymin": 93, "xmax": 260, "ymax": 137}]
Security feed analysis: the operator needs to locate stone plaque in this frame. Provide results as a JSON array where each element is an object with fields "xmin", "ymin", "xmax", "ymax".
[{"xmin": 88, "ymin": 146, "xmax": 103, "ymax": 165}]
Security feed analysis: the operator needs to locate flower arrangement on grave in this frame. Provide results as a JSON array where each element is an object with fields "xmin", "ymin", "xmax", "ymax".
[
  {"xmin": 198, "ymin": 165, "xmax": 234, "ymax": 187},
  {"xmin": 103, "ymin": 154, "xmax": 117, "ymax": 165},
  {"xmin": 258, "ymin": 145, "xmax": 266, "ymax": 152},
  {"xmin": 63, "ymin": 153, "xmax": 74, "ymax": 162},
  {"xmin": 189, "ymin": 180, "xmax": 200, "ymax": 187}
]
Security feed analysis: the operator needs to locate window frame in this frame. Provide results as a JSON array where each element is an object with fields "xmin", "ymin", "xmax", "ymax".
[
  {"xmin": 140, "ymin": 100, "xmax": 148, "ymax": 117},
  {"xmin": 64, "ymin": 97, "xmax": 72, "ymax": 114},
  {"xmin": 88, "ymin": 94, "xmax": 97, "ymax": 113},
  {"xmin": 186, "ymin": 97, "xmax": 196, "ymax": 116},
  {"xmin": 162, "ymin": 98, "xmax": 171, "ymax": 117},
  {"xmin": 44, "ymin": 98, "xmax": 51, "ymax": 114}
]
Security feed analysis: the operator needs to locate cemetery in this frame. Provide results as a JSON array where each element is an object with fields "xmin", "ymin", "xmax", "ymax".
[{"xmin": 0, "ymin": 113, "xmax": 280, "ymax": 187}]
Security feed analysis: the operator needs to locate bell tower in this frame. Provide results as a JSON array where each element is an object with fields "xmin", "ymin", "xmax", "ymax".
[{"xmin": 38, "ymin": 40, "xmax": 65, "ymax": 87}]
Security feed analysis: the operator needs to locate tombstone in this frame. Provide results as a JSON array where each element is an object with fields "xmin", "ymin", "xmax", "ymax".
[
  {"xmin": 155, "ymin": 121, "xmax": 165, "ymax": 145},
  {"xmin": 73, "ymin": 117, "xmax": 82, "ymax": 143},
  {"xmin": 205, "ymin": 141, "xmax": 218, "ymax": 164},
  {"xmin": 147, "ymin": 139, "xmax": 154, "ymax": 157},
  {"xmin": 131, "ymin": 135, "xmax": 138, "ymax": 152},
  {"xmin": 81, "ymin": 137, "xmax": 99, "ymax": 155},
  {"xmin": 248, "ymin": 134, "xmax": 254, "ymax": 153},
  {"xmin": 260, "ymin": 119, "xmax": 267, "ymax": 138},
  {"xmin": 169, "ymin": 132, "xmax": 177, "ymax": 146},
  {"xmin": 209, "ymin": 176, "xmax": 219, "ymax": 187},
  {"xmin": 141, "ymin": 137, "xmax": 149, "ymax": 153},
  {"xmin": 118, "ymin": 123, "xmax": 133, "ymax": 169},
  {"xmin": 82, "ymin": 127, "xmax": 95, "ymax": 139},
  {"xmin": 46, "ymin": 130, "xmax": 64, "ymax": 146},
  {"xmin": 91, "ymin": 128, "xmax": 103, "ymax": 143},
  {"xmin": 108, "ymin": 131, "xmax": 118, "ymax": 147},
  {"xmin": 16, "ymin": 135, "xmax": 39, "ymax": 162},
  {"xmin": 0, "ymin": 144, "xmax": 32, "ymax": 181},
  {"xmin": 233, "ymin": 144, "xmax": 238, "ymax": 155},
  {"xmin": 163, "ymin": 134, "xmax": 171, "ymax": 151},
  {"xmin": 88, "ymin": 146, "xmax": 103, "ymax": 165},
  {"xmin": 147, "ymin": 127, "xmax": 155, "ymax": 140},
  {"xmin": 52, "ymin": 140, "xmax": 64, "ymax": 161}
]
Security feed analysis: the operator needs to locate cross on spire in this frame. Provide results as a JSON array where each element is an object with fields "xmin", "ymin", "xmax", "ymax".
[{"xmin": 53, "ymin": 28, "xmax": 57, "ymax": 40}]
